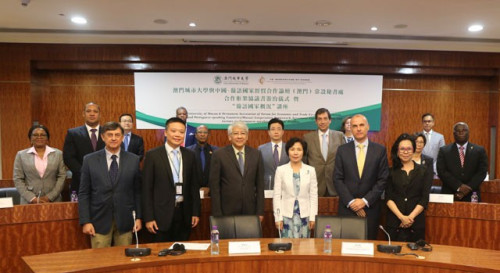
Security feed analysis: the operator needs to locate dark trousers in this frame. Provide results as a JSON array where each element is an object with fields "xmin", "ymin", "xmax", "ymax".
[{"xmin": 153, "ymin": 204, "xmax": 191, "ymax": 242}]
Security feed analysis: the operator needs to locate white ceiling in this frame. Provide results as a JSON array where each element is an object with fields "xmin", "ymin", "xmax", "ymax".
[{"xmin": 1, "ymin": 0, "xmax": 500, "ymax": 52}]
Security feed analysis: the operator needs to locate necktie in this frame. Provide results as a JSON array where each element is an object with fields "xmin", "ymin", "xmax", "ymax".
[
  {"xmin": 172, "ymin": 150, "xmax": 180, "ymax": 183},
  {"xmin": 90, "ymin": 129, "xmax": 97, "ymax": 151},
  {"xmin": 459, "ymin": 146, "xmax": 465, "ymax": 167},
  {"xmin": 357, "ymin": 144, "xmax": 365, "ymax": 178},
  {"xmin": 347, "ymin": 137, "xmax": 353, "ymax": 143},
  {"xmin": 200, "ymin": 147, "xmax": 206, "ymax": 171},
  {"xmin": 109, "ymin": 155, "xmax": 118, "ymax": 185},
  {"xmin": 322, "ymin": 133, "xmax": 328, "ymax": 161},
  {"xmin": 124, "ymin": 134, "xmax": 130, "ymax": 151},
  {"xmin": 273, "ymin": 144, "xmax": 279, "ymax": 166},
  {"xmin": 425, "ymin": 132, "xmax": 430, "ymax": 143},
  {"xmin": 238, "ymin": 151, "xmax": 244, "ymax": 175}
]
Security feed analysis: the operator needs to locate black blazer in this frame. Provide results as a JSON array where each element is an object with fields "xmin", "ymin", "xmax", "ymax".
[
  {"xmin": 78, "ymin": 149, "xmax": 141, "ymax": 234},
  {"xmin": 63, "ymin": 125, "xmax": 105, "ymax": 192},
  {"xmin": 122, "ymin": 133, "xmax": 144, "ymax": 161},
  {"xmin": 385, "ymin": 163, "xmax": 433, "ymax": 230},
  {"xmin": 142, "ymin": 146, "xmax": 201, "ymax": 231},
  {"xmin": 209, "ymin": 145, "xmax": 265, "ymax": 216},
  {"xmin": 187, "ymin": 143, "xmax": 218, "ymax": 187},
  {"xmin": 437, "ymin": 142, "xmax": 488, "ymax": 201}
]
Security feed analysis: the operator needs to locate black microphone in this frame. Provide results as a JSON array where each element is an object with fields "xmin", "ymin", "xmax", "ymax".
[
  {"xmin": 125, "ymin": 210, "xmax": 151, "ymax": 257},
  {"xmin": 268, "ymin": 208, "xmax": 292, "ymax": 251},
  {"xmin": 377, "ymin": 225, "xmax": 402, "ymax": 253}
]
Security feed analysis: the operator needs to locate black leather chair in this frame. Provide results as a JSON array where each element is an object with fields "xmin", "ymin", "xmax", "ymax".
[
  {"xmin": 209, "ymin": 215, "xmax": 262, "ymax": 239},
  {"xmin": 314, "ymin": 215, "xmax": 367, "ymax": 240},
  {"xmin": 0, "ymin": 187, "xmax": 21, "ymax": 205}
]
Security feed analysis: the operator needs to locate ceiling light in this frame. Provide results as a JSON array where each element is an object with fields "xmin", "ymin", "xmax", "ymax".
[
  {"xmin": 370, "ymin": 26, "xmax": 378, "ymax": 31},
  {"xmin": 468, "ymin": 24, "xmax": 483, "ymax": 32},
  {"xmin": 189, "ymin": 22, "xmax": 196, "ymax": 27},
  {"xmin": 233, "ymin": 18, "xmax": 249, "ymax": 25},
  {"xmin": 394, "ymin": 24, "xmax": 407, "ymax": 29},
  {"xmin": 315, "ymin": 20, "xmax": 331, "ymax": 27},
  {"xmin": 71, "ymin": 16, "xmax": 87, "ymax": 25},
  {"xmin": 153, "ymin": 19, "xmax": 168, "ymax": 25}
]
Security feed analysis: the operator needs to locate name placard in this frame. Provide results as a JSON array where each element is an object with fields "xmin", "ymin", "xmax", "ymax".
[
  {"xmin": 429, "ymin": 193, "xmax": 454, "ymax": 204},
  {"xmin": 228, "ymin": 241, "xmax": 261, "ymax": 254},
  {"xmin": 0, "ymin": 197, "xmax": 14, "ymax": 208},
  {"xmin": 341, "ymin": 242, "xmax": 374, "ymax": 256}
]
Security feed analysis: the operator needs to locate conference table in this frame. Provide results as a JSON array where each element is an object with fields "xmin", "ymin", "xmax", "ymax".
[{"xmin": 21, "ymin": 238, "xmax": 500, "ymax": 273}]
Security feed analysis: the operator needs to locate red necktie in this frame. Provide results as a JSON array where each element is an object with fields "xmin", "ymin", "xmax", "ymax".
[{"xmin": 459, "ymin": 146, "xmax": 465, "ymax": 167}]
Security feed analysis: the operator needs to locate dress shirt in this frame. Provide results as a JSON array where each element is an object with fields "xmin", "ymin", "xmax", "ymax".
[
  {"xmin": 423, "ymin": 129, "xmax": 433, "ymax": 143},
  {"xmin": 27, "ymin": 146, "xmax": 56, "ymax": 178},
  {"xmin": 456, "ymin": 142, "xmax": 468, "ymax": 156},
  {"xmin": 85, "ymin": 124, "xmax": 100, "ymax": 139},
  {"xmin": 232, "ymin": 145, "xmax": 245, "ymax": 164},
  {"xmin": 349, "ymin": 138, "xmax": 370, "ymax": 208},
  {"xmin": 271, "ymin": 141, "xmax": 283, "ymax": 161},
  {"xmin": 165, "ymin": 143, "xmax": 183, "ymax": 183},
  {"xmin": 104, "ymin": 148, "xmax": 120, "ymax": 170},
  {"xmin": 318, "ymin": 130, "xmax": 329, "ymax": 148}
]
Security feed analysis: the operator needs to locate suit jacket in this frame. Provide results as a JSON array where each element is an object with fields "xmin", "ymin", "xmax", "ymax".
[
  {"xmin": 258, "ymin": 142, "xmax": 290, "ymax": 190},
  {"xmin": 333, "ymin": 141, "xmax": 389, "ymax": 239},
  {"xmin": 272, "ymin": 162, "xmax": 318, "ymax": 221},
  {"xmin": 422, "ymin": 130, "xmax": 445, "ymax": 174},
  {"xmin": 436, "ymin": 142, "xmax": 488, "ymax": 201},
  {"xmin": 122, "ymin": 133, "xmax": 144, "ymax": 161},
  {"xmin": 304, "ymin": 129, "xmax": 345, "ymax": 196},
  {"xmin": 63, "ymin": 125, "xmax": 105, "ymax": 192},
  {"xmin": 184, "ymin": 124, "xmax": 196, "ymax": 147},
  {"xmin": 13, "ymin": 147, "xmax": 67, "ymax": 204},
  {"xmin": 385, "ymin": 163, "xmax": 433, "ymax": 230},
  {"xmin": 142, "ymin": 145, "xmax": 201, "ymax": 231},
  {"xmin": 209, "ymin": 145, "xmax": 265, "ymax": 216},
  {"xmin": 78, "ymin": 149, "xmax": 141, "ymax": 234},
  {"xmin": 187, "ymin": 143, "xmax": 218, "ymax": 187}
]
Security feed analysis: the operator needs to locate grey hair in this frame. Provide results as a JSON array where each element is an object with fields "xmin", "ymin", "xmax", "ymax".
[
  {"xmin": 453, "ymin": 122, "xmax": 469, "ymax": 131},
  {"xmin": 227, "ymin": 121, "xmax": 249, "ymax": 135}
]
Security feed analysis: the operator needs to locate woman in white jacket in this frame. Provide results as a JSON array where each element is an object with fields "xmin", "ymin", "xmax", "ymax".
[{"xmin": 273, "ymin": 137, "xmax": 318, "ymax": 238}]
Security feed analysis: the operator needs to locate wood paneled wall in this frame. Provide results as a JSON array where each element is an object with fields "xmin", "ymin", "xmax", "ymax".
[{"xmin": 1, "ymin": 44, "xmax": 499, "ymax": 178}]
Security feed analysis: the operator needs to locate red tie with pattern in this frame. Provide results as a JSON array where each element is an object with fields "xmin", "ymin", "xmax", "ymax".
[{"xmin": 459, "ymin": 146, "xmax": 465, "ymax": 167}]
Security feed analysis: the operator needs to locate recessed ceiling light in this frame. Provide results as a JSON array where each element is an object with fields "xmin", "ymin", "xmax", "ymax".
[
  {"xmin": 71, "ymin": 16, "xmax": 87, "ymax": 25},
  {"xmin": 153, "ymin": 19, "xmax": 168, "ymax": 25},
  {"xmin": 233, "ymin": 18, "xmax": 249, "ymax": 25},
  {"xmin": 394, "ymin": 24, "xmax": 407, "ymax": 29},
  {"xmin": 468, "ymin": 24, "xmax": 483, "ymax": 32},
  {"xmin": 370, "ymin": 26, "xmax": 378, "ymax": 31},
  {"xmin": 189, "ymin": 22, "xmax": 196, "ymax": 27},
  {"xmin": 315, "ymin": 20, "xmax": 331, "ymax": 27}
]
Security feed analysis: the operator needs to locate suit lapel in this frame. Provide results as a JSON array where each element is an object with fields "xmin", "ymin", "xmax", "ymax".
[
  {"xmin": 450, "ymin": 144, "xmax": 462, "ymax": 168},
  {"xmin": 228, "ymin": 146, "xmax": 243, "ymax": 176},
  {"xmin": 161, "ymin": 147, "xmax": 175, "ymax": 188},
  {"xmin": 96, "ymin": 150, "xmax": 112, "ymax": 187},
  {"xmin": 24, "ymin": 151, "xmax": 40, "ymax": 178},
  {"xmin": 79, "ymin": 126, "xmax": 94, "ymax": 150},
  {"xmin": 311, "ymin": 131, "xmax": 323, "ymax": 162},
  {"xmin": 42, "ymin": 151, "xmax": 55, "ymax": 179},
  {"xmin": 464, "ymin": 144, "xmax": 474, "ymax": 168},
  {"xmin": 279, "ymin": 144, "xmax": 288, "ymax": 164}
]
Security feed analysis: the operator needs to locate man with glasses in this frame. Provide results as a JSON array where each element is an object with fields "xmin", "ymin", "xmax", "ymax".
[
  {"xmin": 187, "ymin": 125, "xmax": 218, "ymax": 196},
  {"xmin": 421, "ymin": 113, "xmax": 445, "ymax": 176},
  {"xmin": 210, "ymin": 121, "xmax": 265, "ymax": 221},
  {"xmin": 119, "ymin": 114, "xmax": 144, "ymax": 161}
]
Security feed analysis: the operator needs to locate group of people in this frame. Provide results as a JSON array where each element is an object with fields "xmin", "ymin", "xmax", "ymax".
[{"xmin": 12, "ymin": 103, "xmax": 488, "ymax": 248}]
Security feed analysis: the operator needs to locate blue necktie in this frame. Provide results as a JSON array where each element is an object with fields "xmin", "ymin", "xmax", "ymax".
[
  {"xmin": 109, "ymin": 155, "xmax": 118, "ymax": 185},
  {"xmin": 273, "ymin": 144, "xmax": 279, "ymax": 166},
  {"xmin": 238, "ymin": 151, "xmax": 244, "ymax": 175},
  {"xmin": 200, "ymin": 147, "xmax": 206, "ymax": 171},
  {"xmin": 172, "ymin": 150, "xmax": 180, "ymax": 183},
  {"xmin": 124, "ymin": 134, "xmax": 130, "ymax": 151},
  {"xmin": 322, "ymin": 133, "xmax": 328, "ymax": 161}
]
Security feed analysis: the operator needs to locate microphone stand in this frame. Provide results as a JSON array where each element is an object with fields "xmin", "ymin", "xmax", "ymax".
[
  {"xmin": 377, "ymin": 225, "xmax": 402, "ymax": 253},
  {"xmin": 125, "ymin": 210, "xmax": 151, "ymax": 259},
  {"xmin": 268, "ymin": 209, "xmax": 292, "ymax": 251}
]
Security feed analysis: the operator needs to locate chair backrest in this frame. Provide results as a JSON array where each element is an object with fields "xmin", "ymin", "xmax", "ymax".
[
  {"xmin": 209, "ymin": 215, "xmax": 262, "ymax": 239},
  {"xmin": 0, "ymin": 187, "xmax": 21, "ymax": 205},
  {"xmin": 314, "ymin": 215, "xmax": 367, "ymax": 240}
]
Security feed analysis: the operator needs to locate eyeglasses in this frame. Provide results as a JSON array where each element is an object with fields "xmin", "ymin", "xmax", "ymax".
[
  {"xmin": 231, "ymin": 132, "xmax": 247, "ymax": 136},
  {"xmin": 422, "ymin": 120, "xmax": 433, "ymax": 123},
  {"xmin": 398, "ymin": 147, "xmax": 413, "ymax": 153},
  {"xmin": 32, "ymin": 134, "xmax": 47, "ymax": 138}
]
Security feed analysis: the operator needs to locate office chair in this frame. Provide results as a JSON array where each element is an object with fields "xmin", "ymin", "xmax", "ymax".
[
  {"xmin": 209, "ymin": 215, "xmax": 262, "ymax": 239},
  {"xmin": 314, "ymin": 215, "xmax": 367, "ymax": 240}
]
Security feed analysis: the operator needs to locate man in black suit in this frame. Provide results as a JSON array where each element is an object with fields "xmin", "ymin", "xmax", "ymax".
[
  {"xmin": 78, "ymin": 121, "xmax": 142, "ymax": 248},
  {"xmin": 187, "ymin": 125, "xmax": 218, "ymax": 197},
  {"xmin": 437, "ymin": 122, "xmax": 488, "ymax": 201},
  {"xmin": 333, "ymin": 114, "xmax": 389, "ymax": 240},
  {"xmin": 142, "ymin": 117, "xmax": 201, "ymax": 242},
  {"xmin": 119, "ymin": 113, "xmax": 144, "ymax": 161},
  {"xmin": 63, "ymin": 102, "xmax": 105, "ymax": 194},
  {"xmin": 210, "ymin": 121, "xmax": 265, "ymax": 221},
  {"xmin": 176, "ymin": 106, "xmax": 196, "ymax": 147}
]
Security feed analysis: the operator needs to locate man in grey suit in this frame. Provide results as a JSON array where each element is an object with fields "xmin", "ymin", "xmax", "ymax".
[
  {"xmin": 258, "ymin": 118, "xmax": 289, "ymax": 190},
  {"xmin": 333, "ymin": 114, "xmax": 389, "ymax": 240},
  {"xmin": 304, "ymin": 108, "xmax": 345, "ymax": 197},
  {"xmin": 78, "ymin": 121, "xmax": 142, "ymax": 248},
  {"xmin": 421, "ymin": 113, "xmax": 445, "ymax": 176},
  {"xmin": 210, "ymin": 121, "xmax": 265, "ymax": 221}
]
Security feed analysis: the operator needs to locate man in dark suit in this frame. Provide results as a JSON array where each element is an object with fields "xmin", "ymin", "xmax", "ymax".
[
  {"xmin": 78, "ymin": 121, "xmax": 142, "ymax": 248},
  {"xmin": 304, "ymin": 108, "xmax": 345, "ymax": 197},
  {"xmin": 187, "ymin": 125, "xmax": 218, "ymax": 197},
  {"xmin": 258, "ymin": 118, "xmax": 289, "ymax": 190},
  {"xmin": 143, "ymin": 117, "xmax": 201, "ymax": 242},
  {"xmin": 210, "ymin": 121, "xmax": 265, "ymax": 221},
  {"xmin": 437, "ymin": 122, "xmax": 488, "ymax": 201},
  {"xmin": 176, "ymin": 106, "xmax": 196, "ymax": 147},
  {"xmin": 333, "ymin": 114, "xmax": 389, "ymax": 240},
  {"xmin": 63, "ymin": 102, "xmax": 105, "ymax": 194},
  {"xmin": 119, "ymin": 113, "xmax": 144, "ymax": 161}
]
